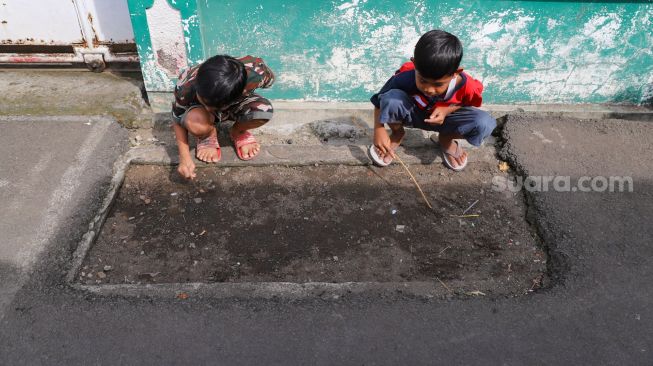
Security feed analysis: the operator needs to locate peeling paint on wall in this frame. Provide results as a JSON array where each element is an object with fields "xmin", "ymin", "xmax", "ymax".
[
  {"xmin": 145, "ymin": 0, "xmax": 187, "ymax": 76},
  {"xmin": 132, "ymin": 0, "xmax": 653, "ymax": 104}
]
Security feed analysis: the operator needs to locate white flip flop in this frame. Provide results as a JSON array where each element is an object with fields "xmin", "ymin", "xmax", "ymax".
[
  {"xmin": 369, "ymin": 145, "xmax": 392, "ymax": 167},
  {"xmin": 441, "ymin": 140, "xmax": 467, "ymax": 171}
]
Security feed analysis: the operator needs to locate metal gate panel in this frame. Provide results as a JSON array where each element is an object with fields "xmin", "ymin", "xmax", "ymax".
[
  {"xmin": 0, "ymin": 0, "xmax": 84, "ymax": 45},
  {"xmin": 0, "ymin": 0, "xmax": 138, "ymax": 70},
  {"xmin": 84, "ymin": 0, "xmax": 135, "ymax": 44}
]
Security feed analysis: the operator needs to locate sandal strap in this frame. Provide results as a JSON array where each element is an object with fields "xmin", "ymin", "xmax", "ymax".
[
  {"xmin": 232, "ymin": 131, "xmax": 257, "ymax": 148},
  {"xmin": 444, "ymin": 140, "xmax": 462, "ymax": 159},
  {"xmin": 197, "ymin": 135, "xmax": 219, "ymax": 150}
]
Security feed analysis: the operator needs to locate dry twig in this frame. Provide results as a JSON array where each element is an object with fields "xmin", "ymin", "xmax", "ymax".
[
  {"xmin": 436, "ymin": 277, "xmax": 453, "ymax": 293},
  {"xmin": 394, "ymin": 154, "xmax": 433, "ymax": 210},
  {"xmin": 462, "ymin": 199, "xmax": 479, "ymax": 215}
]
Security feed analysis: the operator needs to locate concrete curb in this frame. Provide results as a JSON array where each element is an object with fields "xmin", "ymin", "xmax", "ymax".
[
  {"xmin": 0, "ymin": 115, "xmax": 116, "ymax": 124},
  {"xmin": 126, "ymin": 144, "xmax": 454, "ymax": 167},
  {"xmin": 66, "ymin": 149, "xmax": 131, "ymax": 284},
  {"xmin": 76, "ymin": 281, "xmax": 456, "ymax": 300}
]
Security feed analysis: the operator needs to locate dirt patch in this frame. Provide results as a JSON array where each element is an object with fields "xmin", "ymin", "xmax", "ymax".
[{"xmin": 79, "ymin": 163, "xmax": 547, "ymax": 295}]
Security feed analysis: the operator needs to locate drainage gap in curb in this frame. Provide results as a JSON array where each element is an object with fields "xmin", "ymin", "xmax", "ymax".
[{"xmin": 74, "ymin": 162, "xmax": 547, "ymax": 297}]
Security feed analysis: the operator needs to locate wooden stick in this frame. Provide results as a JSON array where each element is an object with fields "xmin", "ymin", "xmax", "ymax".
[
  {"xmin": 436, "ymin": 276, "xmax": 452, "ymax": 293},
  {"xmin": 394, "ymin": 154, "xmax": 433, "ymax": 210},
  {"xmin": 462, "ymin": 199, "xmax": 479, "ymax": 216}
]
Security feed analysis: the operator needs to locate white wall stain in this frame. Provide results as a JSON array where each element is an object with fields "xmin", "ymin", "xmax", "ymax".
[
  {"xmin": 140, "ymin": 48, "xmax": 176, "ymax": 91},
  {"xmin": 582, "ymin": 14, "xmax": 621, "ymax": 48},
  {"xmin": 467, "ymin": 12, "xmax": 535, "ymax": 68},
  {"xmin": 464, "ymin": 8, "xmax": 651, "ymax": 103},
  {"xmin": 146, "ymin": 0, "xmax": 188, "ymax": 78},
  {"xmin": 274, "ymin": 0, "xmax": 426, "ymax": 98}
]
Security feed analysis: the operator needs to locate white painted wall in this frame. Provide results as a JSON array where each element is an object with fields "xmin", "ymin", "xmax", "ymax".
[
  {"xmin": 0, "ymin": 0, "xmax": 83, "ymax": 44},
  {"xmin": 84, "ymin": 0, "xmax": 135, "ymax": 44},
  {"xmin": 0, "ymin": 0, "xmax": 134, "ymax": 45}
]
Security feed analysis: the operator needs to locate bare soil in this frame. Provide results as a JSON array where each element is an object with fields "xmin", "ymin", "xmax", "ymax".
[{"xmin": 80, "ymin": 163, "xmax": 547, "ymax": 295}]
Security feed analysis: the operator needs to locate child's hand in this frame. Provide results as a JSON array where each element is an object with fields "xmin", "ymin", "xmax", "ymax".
[
  {"xmin": 177, "ymin": 157, "xmax": 197, "ymax": 180},
  {"xmin": 373, "ymin": 126, "xmax": 396, "ymax": 159},
  {"xmin": 424, "ymin": 107, "xmax": 448, "ymax": 125}
]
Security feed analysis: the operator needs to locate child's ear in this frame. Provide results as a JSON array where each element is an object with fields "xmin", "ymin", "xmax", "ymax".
[
  {"xmin": 455, "ymin": 67, "xmax": 464, "ymax": 75},
  {"xmin": 410, "ymin": 57, "xmax": 415, "ymax": 62}
]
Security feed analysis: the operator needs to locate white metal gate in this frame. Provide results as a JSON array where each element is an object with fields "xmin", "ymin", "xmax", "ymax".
[{"xmin": 0, "ymin": 0, "xmax": 137, "ymax": 70}]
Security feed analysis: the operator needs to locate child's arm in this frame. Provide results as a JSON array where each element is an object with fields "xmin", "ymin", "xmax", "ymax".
[
  {"xmin": 258, "ymin": 61, "xmax": 275, "ymax": 89},
  {"xmin": 240, "ymin": 56, "xmax": 275, "ymax": 90},
  {"xmin": 372, "ymin": 107, "xmax": 395, "ymax": 158},
  {"xmin": 172, "ymin": 123, "xmax": 196, "ymax": 180}
]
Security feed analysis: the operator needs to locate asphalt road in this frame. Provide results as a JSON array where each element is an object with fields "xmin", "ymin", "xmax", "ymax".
[{"xmin": 1, "ymin": 114, "xmax": 652, "ymax": 365}]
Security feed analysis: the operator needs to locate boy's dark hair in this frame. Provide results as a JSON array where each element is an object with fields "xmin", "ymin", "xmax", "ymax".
[
  {"xmin": 413, "ymin": 30, "xmax": 463, "ymax": 80},
  {"xmin": 196, "ymin": 55, "xmax": 247, "ymax": 108}
]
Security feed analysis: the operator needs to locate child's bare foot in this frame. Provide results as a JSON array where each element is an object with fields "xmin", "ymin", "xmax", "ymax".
[
  {"xmin": 230, "ymin": 128, "xmax": 260, "ymax": 160},
  {"xmin": 438, "ymin": 133, "xmax": 468, "ymax": 171},
  {"xmin": 376, "ymin": 125, "xmax": 406, "ymax": 164},
  {"xmin": 196, "ymin": 126, "xmax": 221, "ymax": 163}
]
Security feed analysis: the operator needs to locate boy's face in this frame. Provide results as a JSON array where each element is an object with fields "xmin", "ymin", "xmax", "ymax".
[{"xmin": 415, "ymin": 70, "xmax": 461, "ymax": 98}]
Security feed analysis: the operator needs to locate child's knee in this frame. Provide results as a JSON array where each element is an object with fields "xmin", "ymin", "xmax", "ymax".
[
  {"xmin": 464, "ymin": 111, "xmax": 496, "ymax": 146},
  {"xmin": 452, "ymin": 109, "xmax": 496, "ymax": 146},
  {"xmin": 378, "ymin": 89, "xmax": 413, "ymax": 123},
  {"xmin": 184, "ymin": 108, "xmax": 214, "ymax": 136},
  {"xmin": 476, "ymin": 111, "xmax": 497, "ymax": 136},
  {"xmin": 379, "ymin": 89, "xmax": 411, "ymax": 110}
]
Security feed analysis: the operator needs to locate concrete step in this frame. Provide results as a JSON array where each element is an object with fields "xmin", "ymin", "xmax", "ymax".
[{"xmin": 0, "ymin": 70, "xmax": 151, "ymax": 128}]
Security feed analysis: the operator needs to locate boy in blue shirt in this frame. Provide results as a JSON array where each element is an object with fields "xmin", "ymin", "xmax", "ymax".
[{"xmin": 370, "ymin": 30, "xmax": 496, "ymax": 171}]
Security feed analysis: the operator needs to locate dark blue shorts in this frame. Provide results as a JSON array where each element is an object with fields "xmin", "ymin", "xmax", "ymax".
[{"xmin": 377, "ymin": 89, "xmax": 496, "ymax": 146}]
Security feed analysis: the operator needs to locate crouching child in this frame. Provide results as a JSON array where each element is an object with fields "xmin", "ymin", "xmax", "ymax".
[
  {"xmin": 172, "ymin": 55, "xmax": 275, "ymax": 179},
  {"xmin": 370, "ymin": 30, "xmax": 496, "ymax": 171}
]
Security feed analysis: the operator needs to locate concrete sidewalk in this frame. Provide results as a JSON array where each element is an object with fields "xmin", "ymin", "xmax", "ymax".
[
  {"xmin": 0, "ymin": 116, "xmax": 129, "ymax": 320},
  {"xmin": 1, "ymin": 69, "xmax": 653, "ymax": 365}
]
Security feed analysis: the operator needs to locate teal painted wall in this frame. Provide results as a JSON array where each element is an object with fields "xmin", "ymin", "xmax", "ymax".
[{"xmin": 130, "ymin": 0, "xmax": 653, "ymax": 105}]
